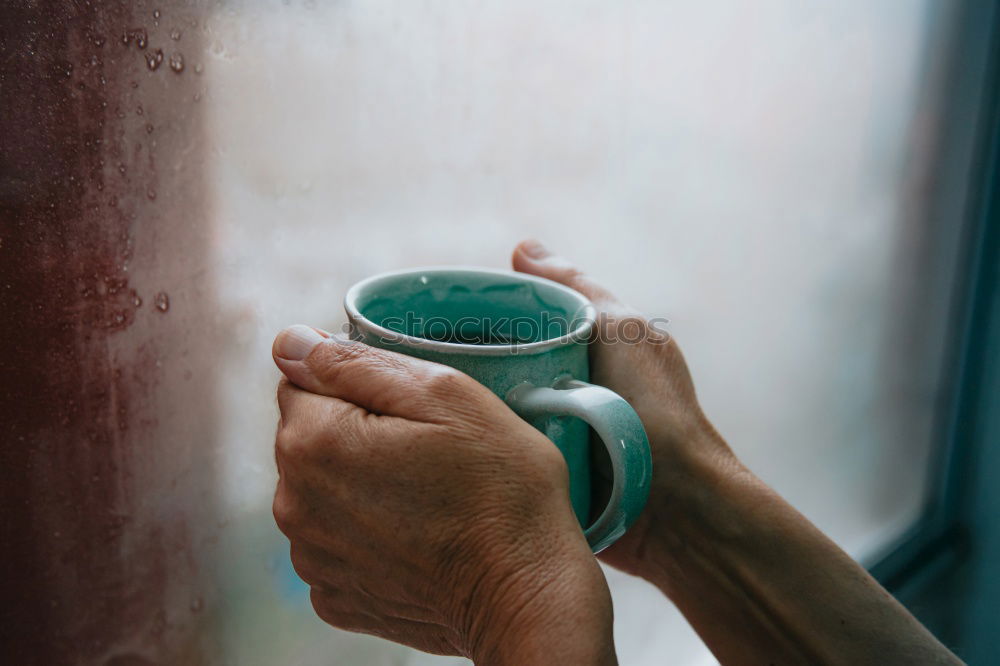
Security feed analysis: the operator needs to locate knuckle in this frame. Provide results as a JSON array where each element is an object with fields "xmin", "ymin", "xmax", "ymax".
[
  {"xmin": 597, "ymin": 311, "xmax": 651, "ymax": 345},
  {"xmin": 311, "ymin": 340, "xmax": 369, "ymax": 381},
  {"xmin": 275, "ymin": 417, "xmax": 329, "ymax": 466},
  {"xmin": 617, "ymin": 314, "xmax": 649, "ymax": 340},
  {"xmin": 562, "ymin": 267, "xmax": 598, "ymax": 296},
  {"xmin": 274, "ymin": 426, "xmax": 305, "ymax": 465},
  {"xmin": 514, "ymin": 441, "xmax": 571, "ymax": 501},
  {"xmin": 288, "ymin": 542, "xmax": 315, "ymax": 584},
  {"xmin": 275, "ymin": 377, "xmax": 292, "ymax": 409},
  {"xmin": 310, "ymin": 589, "xmax": 355, "ymax": 629},
  {"xmin": 426, "ymin": 367, "xmax": 471, "ymax": 397},
  {"xmin": 421, "ymin": 369, "xmax": 487, "ymax": 424},
  {"xmin": 565, "ymin": 267, "xmax": 588, "ymax": 285},
  {"xmin": 534, "ymin": 439, "xmax": 570, "ymax": 478},
  {"xmin": 309, "ymin": 587, "xmax": 332, "ymax": 619},
  {"xmin": 272, "ymin": 491, "xmax": 300, "ymax": 535}
]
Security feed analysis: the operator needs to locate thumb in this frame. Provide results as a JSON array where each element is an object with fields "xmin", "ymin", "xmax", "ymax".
[
  {"xmin": 511, "ymin": 239, "xmax": 619, "ymax": 307},
  {"xmin": 272, "ymin": 324, "xmax": 445, "ymax": 419}
]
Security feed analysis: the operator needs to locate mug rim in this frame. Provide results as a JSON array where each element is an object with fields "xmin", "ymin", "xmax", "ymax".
[{"xmin": 343, "ymin": 266, "xmax": 597, "ymax": 356}]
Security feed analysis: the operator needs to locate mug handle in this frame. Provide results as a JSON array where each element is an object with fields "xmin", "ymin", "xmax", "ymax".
[{"xmin": 505, "ymin": 376, "xmax": 653, "ymax": 553}]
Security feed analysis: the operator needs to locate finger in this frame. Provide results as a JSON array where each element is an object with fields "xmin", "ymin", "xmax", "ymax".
[
  {"xmin": 304, "ymin": 563, "xmax": 445, "ymax": 626},
  {"xmin": 275, "ymin": 376, "xmax": 300, "ymax": 419},
  {"xmin": 289, "ymin": 539, "xmax": 345, "ymax": 587},
  {"xmin": 511, "ymin": 239, "xmax": 619, "ymax": 306},
  {"xmin": 274, "ymin": 462, "xmax": 374, "ymax": 549},
  {"xmin": 276, "ymin": 375, "xmax": 372, "ymax": 429},
  {"xmin": 276, "ymin": 377, "xmax": 372, "ymax": 444},
  {"xmin": 273, "ymin": 382, "xmax": 399, "ymax": 500},
  {"xmin": 272, "ymin": 388, "xmax": 378, "ymax": 546},
  {"xmin": 309, "ymin": 587, "xmax": 460, "ymax": 655},
  {"xmin": 272, "ymin": 325, "xmax": 462, "ymax": 419}
]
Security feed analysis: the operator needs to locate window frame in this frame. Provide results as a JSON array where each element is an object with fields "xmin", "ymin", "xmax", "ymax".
[{"xmin": 868, "ymin": 0, "xmax": 1000, "ymax": 596}]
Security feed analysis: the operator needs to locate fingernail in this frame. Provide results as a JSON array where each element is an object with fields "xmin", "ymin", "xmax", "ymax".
[
  {"xmin": 521, "ymin": 239, "xmax": 551, "ymax": 260},
  {"xmin": 275, "ymin": 325, "xmax": 326, "ymax": 361}
]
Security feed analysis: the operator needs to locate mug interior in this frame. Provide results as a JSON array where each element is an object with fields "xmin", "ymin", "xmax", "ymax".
[{"xmin": 346, "ymin": 268, "xmax": 594, "ymax": 350}]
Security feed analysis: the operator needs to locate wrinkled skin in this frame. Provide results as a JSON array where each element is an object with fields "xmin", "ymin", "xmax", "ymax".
[
  {"xmin": 271, "ymin": 239, "xmax": 721, "ymax": 664},
  {"xmin": 272, "ymin": 306, "xmax": 615, "ymax": 664},
  {"xmin": 509, "ymin": 240, "xmax": 733, "ymax": 577},
  {"xmin": 273, "ymin": 240, "xmax": 963, "ymax": 666}
]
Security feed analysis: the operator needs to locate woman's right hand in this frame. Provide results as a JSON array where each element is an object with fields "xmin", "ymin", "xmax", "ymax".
[
  {"xmin": 513, "ymin": 239, "xmax": 963, "ymax": 666},
  {"xmin": 512, "ymin": 239, "xmax": 736, "ymax": 579}
]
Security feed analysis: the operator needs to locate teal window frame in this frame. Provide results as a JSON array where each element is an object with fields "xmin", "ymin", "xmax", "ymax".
[{"xmin": 868, "ymin": 0, "xmax": 1000, "ymax": 604}]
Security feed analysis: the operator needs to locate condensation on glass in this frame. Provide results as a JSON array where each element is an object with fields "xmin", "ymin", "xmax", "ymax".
[{"xmin": 0, "ymin": 1, "xmax": 971, "ymax": 665}]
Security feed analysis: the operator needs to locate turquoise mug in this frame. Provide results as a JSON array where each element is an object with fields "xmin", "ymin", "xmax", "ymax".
[{"xmin": 344, "ymin": 267, "xmax": 652, "ymax": 553}]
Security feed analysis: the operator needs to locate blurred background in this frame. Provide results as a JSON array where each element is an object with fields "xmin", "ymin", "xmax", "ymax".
[{"xmin": 2, "ymin": 1, "xmax": 998, "ymax": 664}]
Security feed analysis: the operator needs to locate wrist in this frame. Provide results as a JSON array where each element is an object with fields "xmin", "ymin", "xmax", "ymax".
[
  {"xmin": 456, "ymin": 510, "xmax": 617, "ymax": 665},
  {"xmin": 469, "ymin": 560, "xmax": 617, "ymax": 666},
  {"xmin": 614, "ymin": 424, "xmax": 748, "ymax": 595}
]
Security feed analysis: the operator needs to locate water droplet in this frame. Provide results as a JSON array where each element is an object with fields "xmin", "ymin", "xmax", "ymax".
[
  {"xmin": 125, "ymin": 28, "xmax": 148, "ymax": 49},
  {"xmin": 193, "ymin": 91, "xmax": 201, "ymax": 102},
  {"xmin": 190, "ymin": 597, "xmax": 203, "ymax": 613},
  {"xmin": 153, "ymin": 9, "xmax": 161, "ymax": 20},
  {"xmin": 117, "ymin": 163, "xmax": 126, "ymax": 175},
  {"xmin": 170, "ymin": 27, "xmax": 182, "ymax": 40},
  {"xmin": 154, "ymin": 292, "xmax": 169, "ymax": 312},
  {"xmin": 90, "ymin": 55, "xmax": 99, "ymax": 66},
  {"xmin": 116, "ymin": 108, "xmax": 125, "ymax": 119},
  {"xmin": 146, "ymin": 189, "xmax": 157, "ymax": 201},
  {"xmin": 194, "ymin": 62, "xmax": 203, "ymax": 74},
  {"xmin": 169, "ymin": 52, "xmax": 184, "ymax": 73},
  {"xmin": 145, "ymin": 123, "xmax": 154, "ymax": 134},
  {"xmin": 132, "ymin": 294, "xmax": 143, "ymax": 307},
  {"xmin": 100, "ymin": 75, "xmax": 107, "ymax": 86},
  {"xmin": 94, "ymin": 35, "xmax": 106, "ymax": 47},
  {"xmin": 130, "ymin": 80, "xmax": 138, "ymax": 88},
  {"xmin": 136, "ymin": 104, "xmax": 143, "ymax": 115},
  {"xmin": 145, "ymin": 48, "xmax": 163, "ymax": 71}
]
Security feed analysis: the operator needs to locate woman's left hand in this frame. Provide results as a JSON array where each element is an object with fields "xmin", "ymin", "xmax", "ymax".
[{"xmin": 271, "ymin": 325, "xmax": 617, "ymax": 666}]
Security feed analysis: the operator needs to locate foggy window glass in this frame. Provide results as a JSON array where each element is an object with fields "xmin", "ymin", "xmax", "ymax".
[{"xmin": 1, "ymin": 1, "xmax": 971, "ymax": 665}]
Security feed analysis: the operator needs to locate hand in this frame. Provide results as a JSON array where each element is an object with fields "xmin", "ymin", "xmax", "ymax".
[
  {"xmin": 513, "ymin": 241, "xmax": 963, "ymax": 666},
  {"xmin": 512, "ymin": 240, "xmax": 735, "ymax": 579},
  {"xmin": 271, "ymin": 326, "xmax": 617, "ymax": 665}
]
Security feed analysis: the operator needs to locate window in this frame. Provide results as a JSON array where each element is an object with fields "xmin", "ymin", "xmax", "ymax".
[{"xmin": 2, "ymin": 2, "xmax": 989, "ymax": 664}]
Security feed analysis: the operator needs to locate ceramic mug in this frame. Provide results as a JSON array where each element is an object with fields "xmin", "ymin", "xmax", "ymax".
[{"xmin": 344, "ymin": 267, "xmax": 652, "ymax": 553}]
